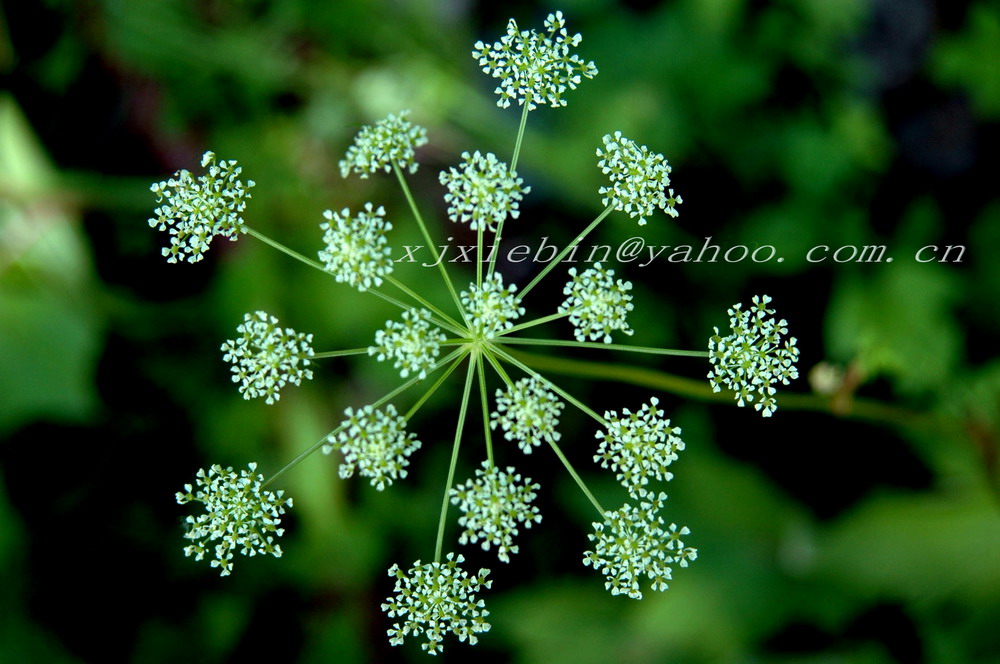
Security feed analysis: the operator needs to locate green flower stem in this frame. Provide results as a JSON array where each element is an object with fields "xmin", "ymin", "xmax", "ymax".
[
  {"xmin": 312, "ymin": 348, "xmax": 370, "ymax": 359},
  {"xmin": 518, "ymin": 204, "xmax": 615, "ymax": 299},
  {"xmin": 499, "ymin": 336, "xmax": 710, "ymax": 358},
  {"xmin": 501, "ymin": 311, "xmax": 570, "ymax": 336},
  {"xmin": 435, "ymin": 356, "xmax": 478, "ymax": 563},
  {"xmin": 263, "ymin": 346, "xmax": 468, "ymax": 489},
  {"xmin": 486, "ymin": 94, "xmax": 532, "ymax": 280},
  {"xmin": 491, "ymin": 345, "xmax": 606, "ymax": 426},
  {"xmin": 404, "ymin": 349, "xmax": 469, "ymax": 421},
  {"xmin": 481, "ymin": 344, "xmax": 514, "ymax": 386},
  {"xmin": 393, "ymin": 164, "xmax": 467, "ymax": 324},
  {"xmin": 245, "ymin": 226, "xmax": 327, "ymax": 273},
  {"xmin": 387, "ymin": 275, "xmax": 464, "ymax": 331},
  {"xmin": 547, "ymin": 438, "xmax": 606, "ymax": 518},
  {"xmin": 477, "ymin": 225, "xmax": 484, "ymax": 288},
  {"xmin": 369, "ymin": 288, "xmax": 464, "ymax": 336},
  {"xmin": 476, "ymin": 351, "xmax": 494, "ymax": 468}
]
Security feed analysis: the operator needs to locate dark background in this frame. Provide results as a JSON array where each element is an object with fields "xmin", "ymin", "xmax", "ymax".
[{"xmin": 1, "ymin": 0, "xmax": 999, "ymax": 662}]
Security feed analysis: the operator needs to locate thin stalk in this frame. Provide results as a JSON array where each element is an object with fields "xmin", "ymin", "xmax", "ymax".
[
  {"xmin": 369, "ymin": 288, "xmax": 463, "ymax": 336},
  {"xmin": 404, "ymin": 350, "xmax": 468, "ymax": 420},
  {"xmin": 263, "ymin": 346, "xmax": 467, "ymax": 488},
  {"xmin": 312, "ymin": 348, "xmax": 370, "ymax": 359},
  {"xmin": 486, "ymin": 96, "xmax": 532, "ymax": 280},
  {"xmin": 476, "ymin": 351, "xmax": 494, "ymax": 468},
  {"xmin": 491, "ymin": 344, "xmax": 606, "ymax": 425},
  {"xmin": 245, "ymin": 226, "xmax": 327, "ymax": 273},
  {"xmin": 393, "ymin": 164, "xmax": 467, "ymax": 322},
  {"xmin": 387, "ymin": 275, "xmax": 464, "ymax": 331},
  {"xmin": 434, "ymin": 356, "xmax": 477, "ymax": 563},
  {"xmin": 501, "ymin": 312, "xmax": 570, "ymax": 336},
  {"xmin": 518, "ymin": 204, "xmax": 615, "ymax": 299},
  {"xmin": 548, "ymin": 439, "xmax": 606, "ymax": 517},
  {"xmin": 499, "ymin": 336, "xmax": 710, "ymax": 358}
]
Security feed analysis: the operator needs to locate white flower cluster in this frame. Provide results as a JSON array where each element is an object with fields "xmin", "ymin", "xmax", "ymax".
[
  {"xmin": 597, "ymin": 132, "xmax": 681, "ymax": 225},
  {"xmin": 382, "ymin": 553, "xmax": 492, "ymax": 655},
  {"xmin": 176, "ymin": 462, "xmax": 292, "ymax": 576},
  {"xmin": 324, "ymin": 404, "xmax": 421, "ymax": 490},
  {"xmin": 339, "ymin": 110, "xmax": 428, "ymax": 178},
  {"xmin": 220, "ymin": 311, "xmax": 315, "ymax": 405},
  {"xmin": 451, "ymin": 461, "xmax": 542, "ymax": 563},
  {"xmin": 473, "ymin": 11, "xmax": 598, "ymax": 110},
  {"xmin": 583, "ymin": 493, "xmax": 697, "ymax": 599},
  {"xmin": 559, "ymin": 263, "xmax": 634, "ymax": 343},
  {"xmin": 149, "ymin": 151, "xmax": 254, "ymax": 263},
  {"xmin": 318, "ymin": 203, "xmax": 394, "ymax": 291},
  {"xmin": 595, "ymin": 397, "xmax": 685, "ymax": 499},
  {"xmin": 439, "ymin": 151, "xmax": 529, "ymax": 232},
  {"xmin": 490, "ymin": 376, "xmax": 565, "ymax": 454},
  {"xmin": 708, "ymin": 295, "xmax": 800, "ymax": 417},
  {"xmin": 369, "ymin": 308, "xmax": 446, "ymax": 380},
  {"xmin": 460, "ymin": 273, "xmax": 525, "ymax": 339}
]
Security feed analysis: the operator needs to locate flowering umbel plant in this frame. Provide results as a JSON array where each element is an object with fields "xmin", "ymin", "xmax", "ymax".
[{"xmin": 155, "ymin": 11, "xmax": 800, "ymax": 655}]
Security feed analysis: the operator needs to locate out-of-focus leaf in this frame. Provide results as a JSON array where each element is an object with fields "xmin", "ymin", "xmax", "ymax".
[{"xmin": 932, "ymin": 3, "xmax": 1000, "ymax": 119}]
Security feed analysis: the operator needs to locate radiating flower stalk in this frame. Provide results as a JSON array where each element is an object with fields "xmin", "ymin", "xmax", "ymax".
[{"xmin": 153, "ymin": 11, "xmax": 800, "ymax": 655}]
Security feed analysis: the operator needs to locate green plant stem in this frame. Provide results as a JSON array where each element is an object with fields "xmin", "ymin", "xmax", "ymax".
[
  {"xmin": 492, "ymin": 345, "xmax": 606, "ymax": 425},
  {"xmin": 313, "ymin": 348, "xmax": 370, "ymax": 359},
  {"xmin": 393, "ymin": 164, "xmax": 467, "ymax": 323},
  {"xmin": 518, "ymin": 204, "xmax": 615, "ymax": 299},
  {"xmin": 501, "ymin": 311, "xmax": 570, "ymax": 336},
  {"xmin": 404, "ymin": 350, "xmax": 468, "ymax": 420},
  {"xmin": 486, "ymin": 96, "xmax": 532, "ymax": 280},
  {"xmin": 245, "ymin": 226, "xmax": 327, "ymax": 273},
  {"xmin": 434, "ymin": 356, "xmax": 477, "ymax": 563},
  {"xmin": 507, "ymin": 347, "xmax": 940, "ymax": 431},
  {"xmin": 547, "ymin": 438, "xmax": 606, "ymax": 517},
  {"xmin": 263, "ymin": 346, "xmax": 467, "ymax": 489},
  {"xmin": 387, "ymin": 275, "xmax": 464, "ymax": 331},
  {"xmin": 369, "ymin": 288, "xmax": 463, "ymax": 335},
  {"xmin": 476, "ymin": 350, "xmax": 494, "ymax": 468},
  {"xmin": 499, "ymin": 336, "xmax": 710, "ymax": 358}
]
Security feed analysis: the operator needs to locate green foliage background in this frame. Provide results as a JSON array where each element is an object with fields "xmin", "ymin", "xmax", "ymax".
[{"xmin": 1, "ymin": 0, "xmax": 999, "ymax": 662}]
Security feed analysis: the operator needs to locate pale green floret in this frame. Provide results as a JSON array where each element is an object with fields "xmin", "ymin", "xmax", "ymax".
[
  {"xmin": 708, "ymin": 294, "xmax": 800, "ymax": 417},
  {"xmin": 597, "ymin": 131, "xmax": 681, "ymax": 225},
  {"xmin": 582, "ymin": 492, "xmax": 697, "ymax": 599},
  {"xmin": 176, "ymin": 462, "xmax": 291, "ymax": 577},
  {"xmin": 595, "ymin": 397, "xmax": 684, "ymax": 499},
  {"xmin": 324, "ymin": 403, "xmax": 421, "ymax": 490},
  {"xmin": 473, "ymin": 11, "xmax": 598, "ymax": 110},
  {"xmin": 450, "ymin": 461, "xmax": 542, "ymax": 563},
  {"xmin": 490, "ymin": 376, "xmax": 564, "ymax": 454},
  {"xmin": 460, "ymin": 272, "xmax": 525, "ymax": 339},
  {"xmin": 439, "ymin": 151, "xmax": 529, "ymax": 232},
  {"xmin": 148, "ymin": 151, "xmax": 254, "ymax": 263},
  {"xmin": 559, "ymin": 262, "xmax": 634, "ymax": 343},
  {"xmin": 369, "ymin": 308, "xmax": 446, "ymax": 380},
  {"xmin": 340, "ymin": 110, "xmax": 428, "ymax": 178},
  {"xmin": 318, "ymin": 202, "xmax": 394, "ymax": 292},
  {"xmin": 382, "ymin": 553, "xmax": 492, "ymax": 655},
  {"xmin": 221, "ymin": 311, "xmax": 314, "ymax": 405}
]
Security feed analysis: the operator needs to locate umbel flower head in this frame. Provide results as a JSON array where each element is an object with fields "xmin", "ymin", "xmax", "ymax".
[
  {"xmin": 595, "ymin": 397, "xmax": 685, "ymax": 499},
  {"xmin": 340, "ymin": 110, "xmax": 428, "ymax": 178},
  {"xmin": 176, "ymin": 462, "xmax": 292, "ymax": 576},
  {"xmin": 473, "ymin": 10, "xmax": 598, "ymax": 110},
  {"xmin": 559, "ymin": 262, "xmax": 634, "ymax": 343},
  {"xmin": 318, "ymin": 203, "xmax": 394, "ymax": 292},
  {"xmin": 490, "ymin": 376, "xmax": 565, "ymax": 454},
  {"xmin": 324, "ymin": 403, "xmax": 421, "ymax": 490},
  {"xmin": 583, "ymin": 492, "xmax": 697, "ymax": 599},
  {"xmin": 450, "ymin": 461, "xmax": 542, "ymax": 563},
  {"xmin": 369, "ymin": 308, "xmax": 447, "ymax": 380},
  {"xmin": 220, "ymin": 311, "xmax": 315, "ymax": 405},
  {"xmin": 460, "ymin": 272, "xmax": 525, "ymax": 339},
  {"xmin": 597, "ymin": 132, "xmax": 681, "ymax": 225},
  {"xmin": 148, "ymin": 151, "xmax": 254, "ymax": 263},
  {"xmin": 439, "ymin": 151, "xmax": 529, "ymax": 232},
  {"xmin": 382, "ymin": 553, "xmax": 492, "ymax": 655},
  {"xmin": 708, "ymin": 294, "xmax": 800, "ymax": 417}
]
